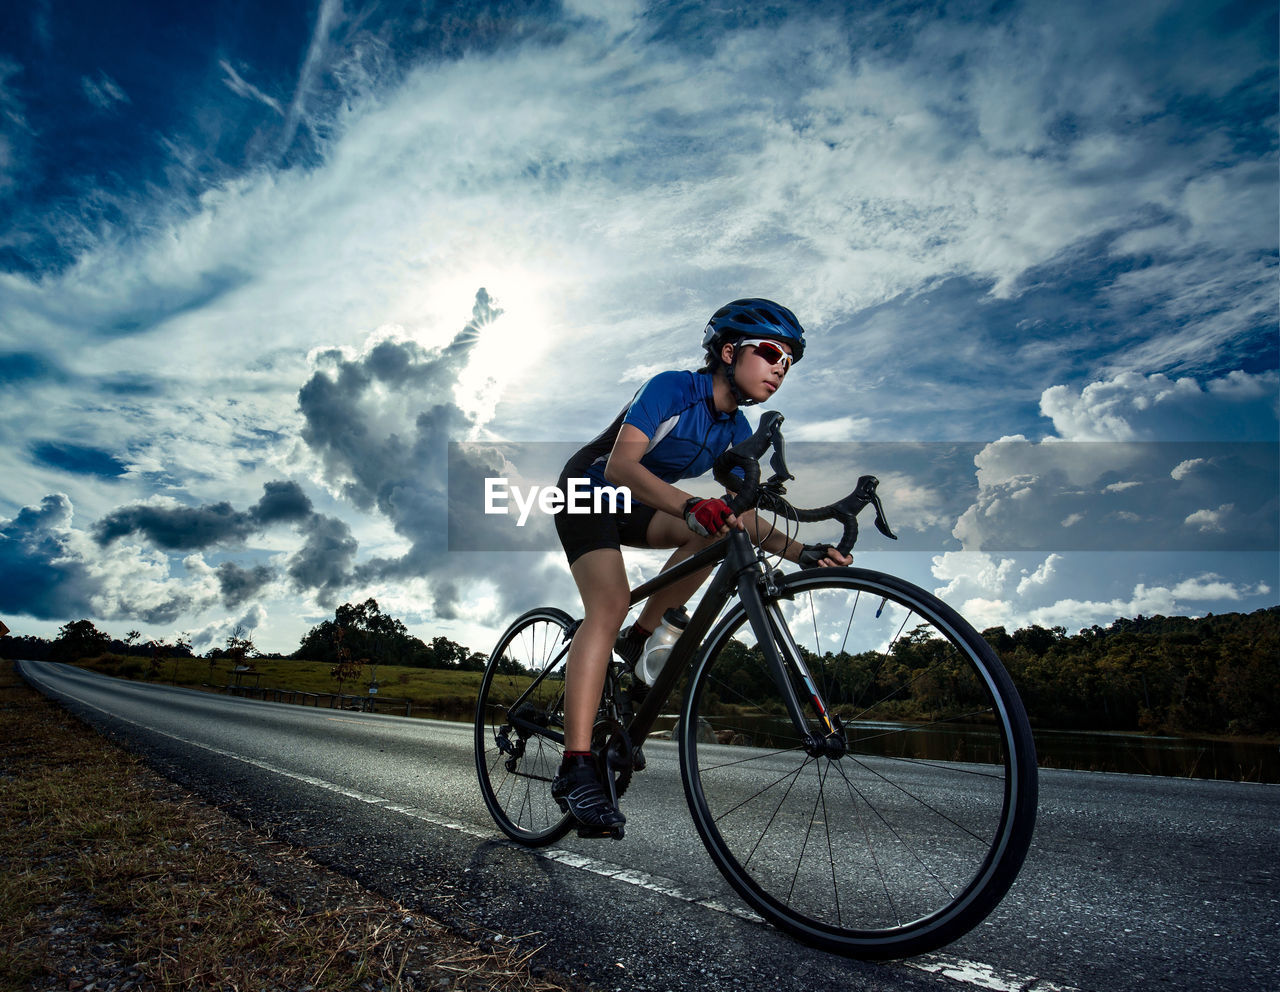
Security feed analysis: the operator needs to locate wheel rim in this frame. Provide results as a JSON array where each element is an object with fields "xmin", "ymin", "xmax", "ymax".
[
  {"xmin": 475, "ymin": 611, "xmax": 574, "ymax": 842},
  {"xmin": 683, "ymin": 570, "xmax": 1034, "ymax": 951}
]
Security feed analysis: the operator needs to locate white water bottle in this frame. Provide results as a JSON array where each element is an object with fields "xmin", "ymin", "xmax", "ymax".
[{"xmin": 635, "ymin": 607, "xmax": 689, "ymax": 685}]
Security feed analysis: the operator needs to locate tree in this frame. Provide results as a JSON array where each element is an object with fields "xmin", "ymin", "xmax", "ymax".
[
  {"xmin": 329, "ymin": 626, "xmax": 364, "ymax": 696},
  {"xmin": 226, "ymin": 624, "xmax": 256, "ymax": 667},
  {"xmin": 427, "ymin": 636, "xmax": 471, "ymax": 669},
  {"xmin": 53, "ymin": 620, "xmax": 111, "ymax": 662},
  {"xmin": 294, "ymin": 599, "xmax": 428, "ymax": 667}
]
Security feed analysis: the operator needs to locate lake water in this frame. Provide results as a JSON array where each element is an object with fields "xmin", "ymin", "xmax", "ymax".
[
  {"xmin": 1032, "ymin": 727, "xmax": 1280, "ymax": 783},
  {"xmin": 650, "ymin": 715, "xmax": 1280, "ymax": 783}
]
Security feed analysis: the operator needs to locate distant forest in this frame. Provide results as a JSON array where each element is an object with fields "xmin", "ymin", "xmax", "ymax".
[
  {"xmin": 4, "ymin": 604, "xmax": 1276, "ymax": 738},
  {"xmin": 980, "ymin": 608, "xmax": 1278, "ymax": 737}
]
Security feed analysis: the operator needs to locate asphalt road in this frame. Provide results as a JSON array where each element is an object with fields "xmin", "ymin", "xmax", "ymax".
[{"xmin": 20, "ymin": 660, "xmax": 1280, "ymax": 992}]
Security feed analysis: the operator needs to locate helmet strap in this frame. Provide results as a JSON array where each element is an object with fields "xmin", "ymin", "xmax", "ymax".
[{"xmin": 723, "ymin": 343, "xmax": 758, "ymax": 407}]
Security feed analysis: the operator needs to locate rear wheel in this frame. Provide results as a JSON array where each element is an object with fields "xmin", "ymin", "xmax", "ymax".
[
  {"xmin": 680, "ymin": 567, "xmax": 1037, "ymax": 958},
  {"xmin": 474, "ymin": 607, "xmax": 576, "ymax": 845}
]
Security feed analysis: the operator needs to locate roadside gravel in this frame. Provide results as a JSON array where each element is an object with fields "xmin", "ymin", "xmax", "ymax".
[{"xmin": 1, "ymin": 662, "xmax": 581, "ymax": 992}]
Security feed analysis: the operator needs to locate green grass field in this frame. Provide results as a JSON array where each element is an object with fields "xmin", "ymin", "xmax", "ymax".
[{"xmin": 77, "ymin": 654, "xmax": 485, "ymax": 720}]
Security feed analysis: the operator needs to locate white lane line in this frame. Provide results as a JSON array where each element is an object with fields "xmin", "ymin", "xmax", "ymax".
[
  {"xmin": 26, "ymin": 664, "xmax": 1081, "ymax": 992},
  {"xmin": 904, "ymin": 956, "xmax": 1083, "ymax": 991}
]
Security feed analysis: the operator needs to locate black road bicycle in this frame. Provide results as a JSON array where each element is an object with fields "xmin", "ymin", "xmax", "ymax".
[{"xmin": 473, "ymin": 412, "xmax": 1038, "ymax": 959}]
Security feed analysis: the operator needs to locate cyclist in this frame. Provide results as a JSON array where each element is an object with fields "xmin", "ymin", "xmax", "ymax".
[{"xmin": 551, "ymin": 298, "xmax": 852, "ymax": 834}]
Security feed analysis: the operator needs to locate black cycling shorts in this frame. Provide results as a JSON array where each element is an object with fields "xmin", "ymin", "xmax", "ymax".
[{"xmin": 553, "ymin": 469, "xmax": 659, "ymax": 566}]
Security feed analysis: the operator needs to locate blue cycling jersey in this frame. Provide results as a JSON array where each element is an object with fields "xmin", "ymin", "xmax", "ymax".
[{"xmin": 567, "ymin": 370, "xmax": 750, "ymax": 496}]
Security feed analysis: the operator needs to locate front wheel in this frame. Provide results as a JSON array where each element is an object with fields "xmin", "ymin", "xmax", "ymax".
[
  {"xmin": 475, "ymin": 607, "xmax": 576, "ymax": 845},
  {"xmin": 679, "ymin": 567, "xmax": 1037, "ymax": 959}
]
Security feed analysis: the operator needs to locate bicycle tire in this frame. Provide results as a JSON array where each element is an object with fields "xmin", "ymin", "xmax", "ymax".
[
  {"xmin": 474, "ymin": 606, "xmax": 576, "ymax": 845},
  {"xmin": 679, "ymin": 567, "xmax": 1037, "ymax": 958}
]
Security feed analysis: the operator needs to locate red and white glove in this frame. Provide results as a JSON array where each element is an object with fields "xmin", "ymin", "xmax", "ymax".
[{"xmin": 683, "ymin": 497, "xmax": 733, "ymax": 537}]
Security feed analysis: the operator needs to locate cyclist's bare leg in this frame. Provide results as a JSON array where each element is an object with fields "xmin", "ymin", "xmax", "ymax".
[
  {"xmin": 563, "ymin": 510, "xmax": 785, "ymax": 747},
  {"xmin": 563, "ymin": 546, "xmax": 631, "ymax": 753}
]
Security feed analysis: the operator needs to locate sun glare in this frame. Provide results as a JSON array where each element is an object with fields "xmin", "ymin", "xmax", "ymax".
[{"xmin": 449, "ymin": 267, "xmax": 554, "ymax": 434}]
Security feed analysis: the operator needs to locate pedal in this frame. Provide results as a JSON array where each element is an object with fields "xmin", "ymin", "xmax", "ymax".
[{"xmin": 576, "ymin": 824, "xmax": 625, "ymax": 840}]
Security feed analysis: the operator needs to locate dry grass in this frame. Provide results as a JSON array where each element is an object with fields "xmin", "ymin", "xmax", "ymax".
[
  {"xmin": 78, "ymin": 654, "xmax": 483, "ymax": 720},
  {"xmin": 0, "ymin": 662, "xmax": 575, "ymax": 992}
]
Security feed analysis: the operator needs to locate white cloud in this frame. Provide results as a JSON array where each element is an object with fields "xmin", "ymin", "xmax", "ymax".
[
  {"xmin": 73, "ymin": 532, "xmax": 221, "ymax": 626},
  {"xmin": 1016, "ymin": 553, "xmax": 1062, "ymax": 596},
  {"xmin": 1184, "ymin": 504, "xmax": 1233, "ymax": 533},
  {"xmin": 785, "ymin": 416, "xmax": 874, "ymax": 441},
  {"xmin": 277, "ymin": 0, "xmax": 343, "ymax": 156},
  {"xmin": 956, "ymin": 597, "xmax": 1014, "ymax": 631},
  {"xmin": 931, "ymin": 551, "xmax": 1016, "ymax": 602},
  {"xmin": 219, "ymin": 60, "xmax": 284, "ymax": 116},
  {"xmin": 81, "ymin": 73, "xmax": 130, "ymax": 111},
  {"xmin": 1038, "ymin": 370, "xmax": 1280, "ymax": 442},
  {"xmin": 1024, "ymin": 572, "xmax": 1264, "ymax": 631},
  {"xmin": 1169, "ymin": 575, "xmax": 1247, "ymax": 601},
  {"xmin": 1171, "ymin": 458, "xmax": 1206, "ymax": 480},
  {"xmin": 952, "ymin": 370, "xmax": 1277, "ymax": 552}
]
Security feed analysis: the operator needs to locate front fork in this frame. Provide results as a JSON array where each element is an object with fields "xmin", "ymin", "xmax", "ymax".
[{"xmin": 737, "ymin": 560, "xmax": 848, "ymax": 758}]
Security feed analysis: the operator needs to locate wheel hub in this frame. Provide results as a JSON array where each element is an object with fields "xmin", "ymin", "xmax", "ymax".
[{"xmin": 803, "ymin": 731, "xmax": 848, "ymax": 759}]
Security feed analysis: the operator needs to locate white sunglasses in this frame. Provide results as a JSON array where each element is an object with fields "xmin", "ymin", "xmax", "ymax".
[{"xmin": 736, "ymin": 338, "xmax": 794, "ymax": 371}]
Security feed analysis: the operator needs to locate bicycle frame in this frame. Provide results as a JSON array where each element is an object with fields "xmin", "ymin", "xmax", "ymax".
[
  {"xmin": 628, "ymin": 528, "xmax": 842, "ymax": 750},
  {"xmin": 504, "ymin": 527, "xmax": 841, "ymax": 757}
]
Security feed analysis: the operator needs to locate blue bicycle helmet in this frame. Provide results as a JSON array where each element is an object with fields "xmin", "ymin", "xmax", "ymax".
[{"xmin": 701, "ymin": 298, "xmax": 806, "ymax": 363}]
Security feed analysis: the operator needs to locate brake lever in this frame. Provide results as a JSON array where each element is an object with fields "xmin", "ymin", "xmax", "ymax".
[
  {"xmin": 832, "ymin": 475, "xmax": 898, "ymax": 556},
  {"xmin": 769, "ymin": 429, "xmax": 794, "ymax": 487},
  {"xmin": 871, "ymin": 492, "xmax": 897, "ymax": 540}
]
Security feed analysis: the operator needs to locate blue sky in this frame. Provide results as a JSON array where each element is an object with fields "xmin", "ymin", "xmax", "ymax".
[{"xmin": 1, "ymin": 0, "xmax": 1276, "ymax": 655}]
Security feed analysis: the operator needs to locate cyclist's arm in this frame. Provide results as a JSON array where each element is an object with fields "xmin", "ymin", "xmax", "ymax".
[{"xmin": 604, "ymin": 424, "xmax": 743, "ymax": 531}]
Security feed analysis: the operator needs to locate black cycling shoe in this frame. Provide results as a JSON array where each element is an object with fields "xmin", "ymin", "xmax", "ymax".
[{"xmin": 552, "ymin": 756, "xmax": 626, "ymax": 839}]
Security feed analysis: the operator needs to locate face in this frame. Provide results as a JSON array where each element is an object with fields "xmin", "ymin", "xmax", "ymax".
[{"xmin": 722, "ymin": 337, "xmax": 793, "ymax": 402}]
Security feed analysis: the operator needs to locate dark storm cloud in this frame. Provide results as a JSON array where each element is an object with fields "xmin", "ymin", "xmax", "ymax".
[
  {"xmin": 286, "ymin": 513, "xmax": 358, "ymax": 607},
  {"xmin": 94, "ymin": 500, "xmax": 253, "ymax": 550},
  {"xmin": 0, "ymin": 492, "xmax": 212, "ymax": 625},
  {"xmin": 251, "ymin": 479, "xmax": 314, "ymax": 524},
  {"xmin": 298, "ymin": 290, "xmax": 500, "ymax": 511},
  {"xmin": 298, "ymin": 289, "xmax": 540, "ymax": 588},
  {"xmin": 0, "ymin": 493, "xmax": 95, "ymax": 619},
  {"xmin": 215, "ymin": 560, "xmax": 275, "ymax": 607},
  {"xmin": 292, "ymin": 288, "xmax": 571, "ymax": 626},
  {"xmin": 94, "ymin": 479, "xmax": 313, "ymax": 549},
  {"xmin": 31, "ymin": 441, "xmax": 128, "ymax": 478}
]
